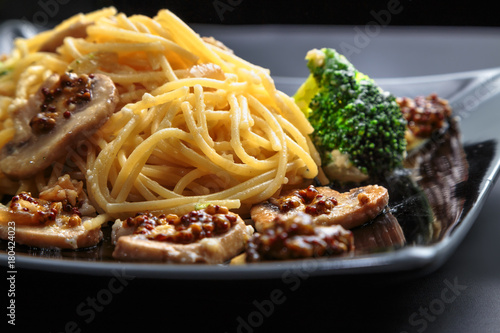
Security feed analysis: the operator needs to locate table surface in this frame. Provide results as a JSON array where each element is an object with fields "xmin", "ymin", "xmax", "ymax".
[{"xmin": 2, "ymin": 24, "xmax": 500, "ymax": 332}]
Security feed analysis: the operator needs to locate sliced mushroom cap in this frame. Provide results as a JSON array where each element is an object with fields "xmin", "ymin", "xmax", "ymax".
[
  {"xmin": 201, "ymin": 36, "xmax": 233, "ymax": 54},
  {"xmin": 0, "ymin": 72, "xmax": 118, "ymax": 180},
  {"xmin": 39, "ymin": 19, "xmax": 92, "ymax": 53},
  {"xmin": 176, "ymin": 63, "xmax": 226, "ymax": 81},
  {"xmin": 250, "ymin": 185, "xmax": 389, "ymax": 232}
]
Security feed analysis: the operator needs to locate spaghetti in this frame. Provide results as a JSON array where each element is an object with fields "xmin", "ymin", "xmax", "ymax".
[{"xmin": 0, "ymin": 7, "xmax": 322, "ymax": 223}]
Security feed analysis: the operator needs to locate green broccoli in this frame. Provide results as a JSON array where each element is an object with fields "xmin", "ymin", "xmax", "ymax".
[{"xmin": 294, "ymin": 48, "xmax": 407, "ymax": 182}]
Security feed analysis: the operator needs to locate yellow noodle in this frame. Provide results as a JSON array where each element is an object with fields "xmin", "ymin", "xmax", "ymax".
[
  {"xmin": 0, "ymin": 7, "xmax": 321, "ymax": 221},
  {"xmin": 83, "ymin": 213, "xmax": 112, "ymax": 230}
]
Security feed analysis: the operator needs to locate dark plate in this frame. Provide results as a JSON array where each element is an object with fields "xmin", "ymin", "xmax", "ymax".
[{"xmin": 1, "ymin": 67, "xmax": 499, "ymax": 279}]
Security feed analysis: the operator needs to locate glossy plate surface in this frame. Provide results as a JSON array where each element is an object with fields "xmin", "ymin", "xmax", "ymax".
[{"xmin": 1, "ymin": 23, "xmax": 500, "ymax": 279}]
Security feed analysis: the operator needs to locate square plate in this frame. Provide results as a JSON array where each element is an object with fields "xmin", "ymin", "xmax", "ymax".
[{"xmin": 2, "ymin": 67, "xmax": 500, "ymax": 279}]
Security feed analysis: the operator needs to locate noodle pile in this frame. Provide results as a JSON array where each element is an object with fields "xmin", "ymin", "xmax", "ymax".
[{"xmin": 0, "ymin": 7, "xmax": 322, "ymax": 220}]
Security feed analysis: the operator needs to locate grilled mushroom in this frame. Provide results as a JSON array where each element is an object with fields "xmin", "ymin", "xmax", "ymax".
[
  {"xmin": 111, "ymin": 204, "xmax": 254, "ymax": 263},
  {"xmin": 0, "ymin": 174, "xmax": 104, "ymax": 249},
  {"xmin": 39, "ymin": 19, "xmax": 91, "ymax": 53},
  {"xmin": 251, "ymin": 184, "xmax": 389, "ymax": 232},
  {"xmin": 0, "ymin": 72, "xmax": 118, "ymax": 179}
]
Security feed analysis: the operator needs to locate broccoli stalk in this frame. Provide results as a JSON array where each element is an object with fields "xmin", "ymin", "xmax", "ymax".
[{"xmin": 294, "ymin": 48, "xmax": 407, "ymax": 182}]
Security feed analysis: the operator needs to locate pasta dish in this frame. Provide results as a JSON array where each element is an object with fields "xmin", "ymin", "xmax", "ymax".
[{"xmin": 0, "ymin": 7, "xmax": 452, "ymax": 263}]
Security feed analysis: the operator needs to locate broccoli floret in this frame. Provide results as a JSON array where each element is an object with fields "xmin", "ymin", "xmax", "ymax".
[{"xmin": 294, "ymin": 48, "xmax": 407, "ymax": 180}]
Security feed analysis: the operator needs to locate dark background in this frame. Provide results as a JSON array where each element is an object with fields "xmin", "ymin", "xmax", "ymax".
[{"xmin": 0, "ymin": 0, "xmax": 498, "ymax": 27}]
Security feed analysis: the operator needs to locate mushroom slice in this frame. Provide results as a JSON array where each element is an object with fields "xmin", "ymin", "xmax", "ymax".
[
  {"xmin": 175, "ymin": 63, "xmax": 226, "ymax": 81},
  {"xmin": 201, "ymin": 36, "xmax": 233, "ymax": 53},
  {"xmin": 0, "ymin": 220, "xmax": 103, "ymax": 250},
  {"xmin": 0, "ymin": 72, "xmax": 118, "ymax": 180},
  {"xmin": 397, "ymin": 93, "xmax": 453, "ymax": 151},
  {"xmin": 352, "ymin": 212, "xmax": 406, "ymax": 254},
  {"xmin": 245, "ymin": 212, "xmax": 354, "ymax": 262},
  {"xmin": 0, "ymin": 175, "xmax": 104, "ymax": 249},
  {"xmin": 39, "ymin": 19, "xmax": 92, "ymax": 53},
  {"xmin": 112, "ymin": 204, "xmax": 254, "ymax": 264},
  {"xmin": 251, "ymin": 184, "xmax": 389, "ymax": 232}
]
